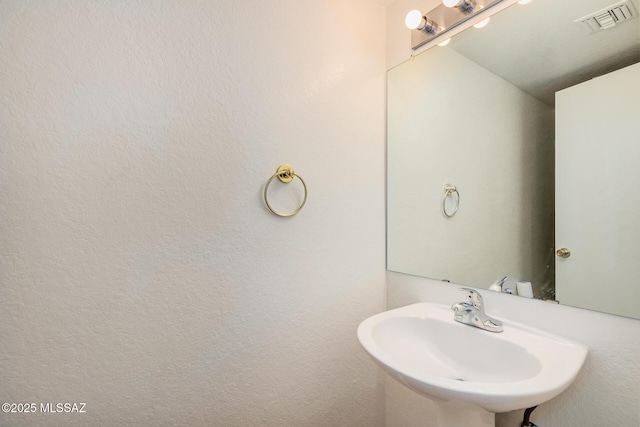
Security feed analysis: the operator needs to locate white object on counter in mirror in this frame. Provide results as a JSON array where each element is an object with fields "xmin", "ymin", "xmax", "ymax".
[{"xmin": 517, "ymin": 281, "xmax": 534, "ymax": 298}]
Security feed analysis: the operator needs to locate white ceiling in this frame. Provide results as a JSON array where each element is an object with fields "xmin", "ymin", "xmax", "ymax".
[{"xmin": 448, "ymin": 0, "xmax": 640, "ymax": 106}]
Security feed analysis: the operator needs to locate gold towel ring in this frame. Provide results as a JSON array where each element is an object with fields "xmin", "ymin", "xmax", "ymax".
[
  {"xmin": 442, "ymin": 184, "xmax": 460, "ymax": 218},
  {"xmin": 264, "ymin": 164, "xmax": 307, "ymax": 217}
]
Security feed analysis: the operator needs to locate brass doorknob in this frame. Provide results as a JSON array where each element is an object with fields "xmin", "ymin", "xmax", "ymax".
[{"xmin": 556, "ymin": 248, "xmax": 571, "ymax": 258}]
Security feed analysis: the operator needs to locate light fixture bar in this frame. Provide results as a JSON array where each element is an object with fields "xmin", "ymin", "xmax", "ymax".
[
  {"xmin": 448, "ymin": 0, "xmax": 477, "ymax": 14},
  {"xmin": 408, "ymin": 0, "xmax": 504, "ymax": 50},
  {"xmin": 462, "ymin": 1, "xmax": 476, "ymax": 12}
]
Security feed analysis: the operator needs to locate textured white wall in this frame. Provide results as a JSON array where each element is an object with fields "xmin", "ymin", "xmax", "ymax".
[
  {"xmin": 386, "ymin": 274, "xmax": 640, "ymax": 427},
  {"xmin": 0, "ymin": 1, "xmax": 387, "ymax": 426}
]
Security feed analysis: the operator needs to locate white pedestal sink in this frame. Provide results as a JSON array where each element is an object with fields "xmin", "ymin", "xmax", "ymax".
[
  {"xmin": 357, "ymin": 302, "xmax": 587, "ymax": 426},
  {"xmin": 431, "ymin": 400, "xmax": 495, "ymax": 427}
]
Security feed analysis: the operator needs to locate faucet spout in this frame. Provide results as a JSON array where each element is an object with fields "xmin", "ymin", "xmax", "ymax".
[
  {"xmin": 451, "ymin": 288, "xmax": 503, "ymax": 333},
  {"xmin": 459, "ymin": 287, "xmax": 485, "ymax": 312}
]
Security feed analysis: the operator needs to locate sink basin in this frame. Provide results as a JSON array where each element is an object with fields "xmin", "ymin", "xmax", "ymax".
[{"xmin": 357, "ymin": 302, "xmax": 587, "ymax": 414}]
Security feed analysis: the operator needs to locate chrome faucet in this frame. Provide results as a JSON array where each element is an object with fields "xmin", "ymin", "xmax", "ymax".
[{"xmin": 451, "ymin": 288, "xmax": 503, "ymax": 333}]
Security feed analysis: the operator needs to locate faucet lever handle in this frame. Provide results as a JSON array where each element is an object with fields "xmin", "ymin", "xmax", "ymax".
[{"xmin": 458, "ymin": 287, "xmax": 484, "ymax": 312}]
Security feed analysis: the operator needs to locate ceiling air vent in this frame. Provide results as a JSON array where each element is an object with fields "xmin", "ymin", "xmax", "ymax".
[{"xmin": 574, "ymin": 0, "xmax": 638, "ymax": 33}]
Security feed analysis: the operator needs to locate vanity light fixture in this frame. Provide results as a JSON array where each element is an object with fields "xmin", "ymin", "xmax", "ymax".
[
  {"xmin": 406, "ymin": 0, "xmax": 504, "ymax": 50},
  {"xmin": 442, "ymin": 0, "xmax": 477, "ymax": 14},
  {"xmin": 405, "ymin": 9, "xmax": 440, "ymax": 34}
]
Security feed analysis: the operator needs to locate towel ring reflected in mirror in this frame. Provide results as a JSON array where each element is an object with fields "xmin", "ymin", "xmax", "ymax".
[
  {"xmin": 264, "ymin": 164, "xmax": 307, "ymax": 217},
  {"xmin": 442, "ymin": 184, "xmax": 460, "ymax": 218}
]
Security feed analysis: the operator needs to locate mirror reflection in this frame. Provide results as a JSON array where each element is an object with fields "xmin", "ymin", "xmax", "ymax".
[{"xmin": 387, "ymin": 0, "xmax": 640, "ymax": 318}]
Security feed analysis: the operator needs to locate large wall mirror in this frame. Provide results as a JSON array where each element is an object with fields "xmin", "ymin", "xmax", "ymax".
[{"xmin": 387, "ymin": 0, "xmax": 640, "ymax": 319}]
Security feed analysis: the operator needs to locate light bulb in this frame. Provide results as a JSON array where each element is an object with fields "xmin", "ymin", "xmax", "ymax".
[
  {"xmin": 405, "ymin": 10, "xmax": 424, "ymax": 30},
  {"xmin": 443, "ymin": 0, "xmax": 475, "ymax": 13},
  {"xmin": 473, "ymin": 17, "xmax": 490, "ymax": 28},
  {"xmin": 518, "ymin": 0, "xmax": 532, "ymax": 4},
  {"xmin": 438, "ymin": 38, "xmax": 451, "ymax": 47}
]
